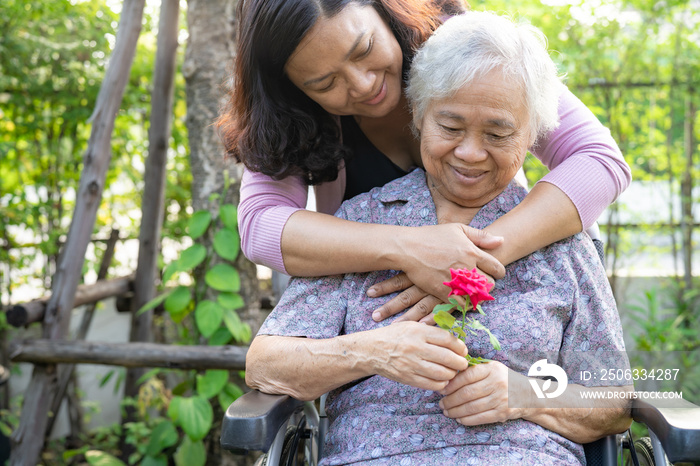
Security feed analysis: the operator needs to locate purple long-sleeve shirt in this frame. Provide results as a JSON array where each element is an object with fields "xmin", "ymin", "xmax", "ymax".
[{"xmin": 239, "ymin": 85, "xmax": 631, "ymax": 273}]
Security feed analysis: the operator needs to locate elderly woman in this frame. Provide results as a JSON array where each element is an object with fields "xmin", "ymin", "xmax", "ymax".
[{"xmin": 246, "ymin": 11, "xmax": 631, "ymax": 465}]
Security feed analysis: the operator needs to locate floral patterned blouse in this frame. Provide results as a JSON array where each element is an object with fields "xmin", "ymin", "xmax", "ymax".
[{"xmin": 257, "ymin": 168, "xmax": 627, "ymax": 465}]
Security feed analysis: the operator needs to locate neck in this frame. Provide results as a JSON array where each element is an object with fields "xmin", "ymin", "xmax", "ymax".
[{"xmin": 427, "ymin": 175, "xmax": 483, "ymax": 226}]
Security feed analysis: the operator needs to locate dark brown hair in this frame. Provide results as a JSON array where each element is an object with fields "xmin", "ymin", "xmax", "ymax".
[{"xmin": 217, "ymin": 0, "xmax": 468, "ymax": 184}]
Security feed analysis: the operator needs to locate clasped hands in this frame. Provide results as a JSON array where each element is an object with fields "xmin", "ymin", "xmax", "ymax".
[
  {"xmin": 367, "ymin": 223, "xmax": 505, "ymax": 324},
  {"xmin": 369, "ymin": 322, "xmax": 524, "ymax": 427}
]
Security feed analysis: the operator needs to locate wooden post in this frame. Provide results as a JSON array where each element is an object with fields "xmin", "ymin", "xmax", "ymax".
[
  {"xmin": 10, "ymin": 340, "xmax": 247, "ymax": 370},
  {"xmin": 4, "ymin": 275, "xmax": 132, "ymax": 328},
  {"xmin": 9, "ymin": 0, "xmax": 145, "ymax": 462},
  {"xmin": 124, "ymin": 0, "xmax": 181, "ymax": 403},
  {"xmin": 45, "ymin": 229, "xmax": 120, "ymax": 438}
]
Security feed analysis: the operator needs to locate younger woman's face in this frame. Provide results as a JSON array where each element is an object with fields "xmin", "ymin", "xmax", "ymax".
[{"xmin": 284, "ymin": 3, "xmax": 404, "ymax": 118}]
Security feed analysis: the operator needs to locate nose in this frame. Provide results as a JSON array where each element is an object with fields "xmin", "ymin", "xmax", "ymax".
[
  {"xmin": 346, "ymin": 66, "xmax": 375, "ymax": 99},
  {"xmin": 454, "ymin": 134, "xmax": 488, "ymax": 162}
]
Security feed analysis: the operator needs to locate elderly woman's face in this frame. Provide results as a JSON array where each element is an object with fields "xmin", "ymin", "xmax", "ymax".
[{"xmin": 417, "ymin": 69, "xmax": 532, "ymax": 209}]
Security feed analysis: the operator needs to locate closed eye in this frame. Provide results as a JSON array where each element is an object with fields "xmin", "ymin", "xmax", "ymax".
[{"xmin": 360, "ymin": 37, "xmax": 373, "ymax": 58}]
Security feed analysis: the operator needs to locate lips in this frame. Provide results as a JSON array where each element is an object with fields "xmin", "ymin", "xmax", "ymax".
[
  {"xmin": 452, "ymin": 166, "xmax": 488, "ymax": 184},
  {"xmin": 362, "ymin": 79, "xmax": 387, "ymax": 106}
]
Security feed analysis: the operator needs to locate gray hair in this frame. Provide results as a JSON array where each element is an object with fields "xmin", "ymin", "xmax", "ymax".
[{"xmin": 407, "ymin": 11, "xmax": 561, "ymax": 143}]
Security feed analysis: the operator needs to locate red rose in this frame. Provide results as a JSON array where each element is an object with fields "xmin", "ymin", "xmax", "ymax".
[{"xmin": 443, "ymin": 268, "xmax": 495, "ymax": 310}]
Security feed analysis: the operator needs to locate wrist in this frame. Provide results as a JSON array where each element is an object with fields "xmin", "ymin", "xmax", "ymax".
[{"xmin": 378, "ymin": 225, "xmax": 413, "ymax": 272}]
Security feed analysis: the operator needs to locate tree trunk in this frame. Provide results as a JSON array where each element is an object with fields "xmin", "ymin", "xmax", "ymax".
[
  {"xmin": 9, "ymin": 0, "xmax": 146, "ymax": 462},
  {"xmin": 184, "ymin": 1, "xmax": 261, "ymax": 463}
]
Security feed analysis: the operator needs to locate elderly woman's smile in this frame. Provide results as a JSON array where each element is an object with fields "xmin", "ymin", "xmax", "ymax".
[{"xmin": 418, "ymin": 69, "xmax": 532, "ymax": 210}]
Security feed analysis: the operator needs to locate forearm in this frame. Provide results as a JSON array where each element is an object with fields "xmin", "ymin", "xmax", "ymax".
[
  {"xmin": 521, "ymin": 384, "xmax": 633, "ymax": 444},
  {"xmin": 281, "ymin": 210, "xmax": 408, "ymax": 276},
  {"xmin": 246, "ymin": 334, "xmax": 373, "ymax": 401},
  {"xmin": 483, "ymin": 182, "xmax": 582, "ymax": 266}
]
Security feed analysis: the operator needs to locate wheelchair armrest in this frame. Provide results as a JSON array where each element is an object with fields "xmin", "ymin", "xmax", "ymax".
[
  {"xmin": 632, "ymin": 396, "xmax": 700, "ymax": 463},
  {"xmin": 221, "ymin": 390, "xmax": 304, "ymax": 454}
]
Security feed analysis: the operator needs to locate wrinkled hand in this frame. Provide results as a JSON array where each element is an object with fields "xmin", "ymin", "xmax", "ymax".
[
  {"xmin": 368, "ymin": 275, "xmax": 440, "ymax": 324},
  {"xmin": 368, "ymin": 276, "xmax": 465, "ymax": 324},
  {"xmin": 368, "ymin": 322, "xmax": 469, "ymax": 392},
  {"xmin": 439, "ymin": 361, "xmax": 524, "ymax": 425},
  {"xmin": 395, "ymin": 224, "xmax": 505, "ymax": 300}
]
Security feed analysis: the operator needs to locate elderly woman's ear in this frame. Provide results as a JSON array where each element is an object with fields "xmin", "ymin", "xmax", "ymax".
[{"xmin": 412, "ymin": 106, "xmax": 422, "ymax": 135}]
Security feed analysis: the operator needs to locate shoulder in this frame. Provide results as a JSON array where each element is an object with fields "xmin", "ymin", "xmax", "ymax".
[{"xmin": 334, "ymin": 168, "xmax": 427, "ymax": 222}]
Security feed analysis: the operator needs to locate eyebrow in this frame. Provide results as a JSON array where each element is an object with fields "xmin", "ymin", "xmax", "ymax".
[
  {"xmin": 302, "ymin": 31, "xmax": 366, "ymax": 87},
  {"xmin": 436, "ymin": 111, "xmax": 516, "ymax": 129}
]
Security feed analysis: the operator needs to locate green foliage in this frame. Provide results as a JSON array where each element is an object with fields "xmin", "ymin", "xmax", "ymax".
[{"xmin": 0, "ymin": 0, "xmax": 192, "ymax": 304}]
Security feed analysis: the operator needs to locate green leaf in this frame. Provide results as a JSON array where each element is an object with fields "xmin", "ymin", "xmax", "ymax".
[
  {"xmin": 448, "ymin": 297, "xmax": 461, "ymax": 307},
  {"xmin": 174, "ymin": 437, "xmax": 206, "ymax": 466},
  {"xmin": 188, "ymin": 210, "xmax": 212, "ymax": 239},
  {"xmin": 137, "ymin": 290, "xmax": 172, "ymax": 316},
  {"xmin": 205, "ymin": 264, "xmax": 240, "ymax": 292},
  {"xmin": 172, "ymin": 396, "xmax": 213, "ymax": 441},
  {"xmin": 99, "ymin": 370, "xmax": 114, "ymax": 388},
  {"xmin": 219, "ymin": 204, "xmax": 238, "ymax": 231},
  {"xmin": 196, "ymin": 369, "xmax": 229, "ymax": 399},
  {"xmin": 141, "ymin": 456, "xmax": 168, "ymax": 466},
  {"xmin": 179, "ymin": 243, "xmax": 207, "ymax": 271},
  {"xmin": 165, "ymin": 286, "xmax": 192, "ymax": 315},
  {"xmin": 167, "ymin": 396, "xmax": 182, "ymax": 423},
  {"xmin": 217, "ymin": 292, "xmax": 244, "ymax": 311},
  {"xmin": 208, "ymin": 327, "xmax": 233, "ymax": 346},
  {"xmin": 145, "ymin": 420, "xmax": 178, "ymax": 457},
  {"xmin": 85, "ymin": 451, "xmax": 127, "ymax": 466},
  {"xmin": 222, "ymin": 308, "xmax": 251, "ymax": 343},
  {"xmin": 213, "ymin": 228, "xmax": 240, "ymax": 261},
  {"xmin": 136, "ymin": 368, "xmax": 162, "ymax": 385},
  {"xmin": 162, "ymin": 261, "xmax": 180, "ymax": 283},
  {"xmin": 433, "ymin": 310, "xmax": 456, "ymax": 330},
  {"xmin": 194, "ymin": 300, "xmax": 224, "ymax": 338},
  {"xmin": 432, "ymin": 303, "xmax": 456, "ymax": 314},
  {"xmin": 218, "ymin": 382, "xmax": 244, "ymax": 412}
]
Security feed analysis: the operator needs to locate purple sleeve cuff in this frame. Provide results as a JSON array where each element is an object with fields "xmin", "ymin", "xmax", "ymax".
[
  {"xmin": 238, "ymin": 169, "xmax": 309, "ymax": 273},
  {"xmin": 532, "ymin": 85, "xmax": 631, "ymax": 229}
]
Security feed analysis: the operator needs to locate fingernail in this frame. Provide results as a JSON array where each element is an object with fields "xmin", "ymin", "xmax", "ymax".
[
  {"xmin": 367, "ymin": 288, "xmax": 377, "ymax": 297},
  {"xmin": 439, "ymin": 400, "xmax": 444, "ymax": 409},
  {"xmin": 372, "ymin": 311, "xmax": 381, "ymax": 321}
]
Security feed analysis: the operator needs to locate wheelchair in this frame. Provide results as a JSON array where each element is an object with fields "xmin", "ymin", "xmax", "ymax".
[{"xmin": 221, "ymin": 389, "xmax": 700, "ymax": 466}]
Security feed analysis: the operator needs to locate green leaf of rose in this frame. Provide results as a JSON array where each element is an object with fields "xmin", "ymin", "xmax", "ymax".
[
  {"xmin": 213, "ymin": 228, "xmax": 240, "ymax": 261},
  {"xmin": 433, "ymin": 310, "xmax": 456, "ymax": 330},
  {"xmin": 204, "ymin": 264, "xmax": 240, "ymax": 292},
  {"xmin": 432, "ymin": 303, "xmax": 456, "ymax": 314}
]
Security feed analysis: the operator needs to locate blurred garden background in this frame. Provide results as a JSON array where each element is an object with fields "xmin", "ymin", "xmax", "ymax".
[{"xmin": 0, "ymin": 0, "xmax": 698, "ymax": 464}]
